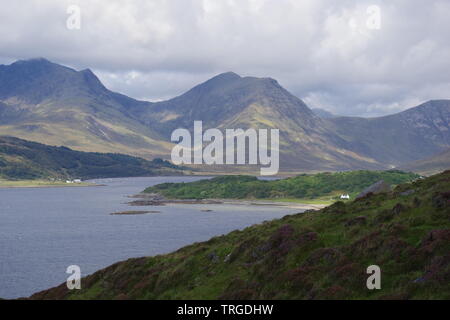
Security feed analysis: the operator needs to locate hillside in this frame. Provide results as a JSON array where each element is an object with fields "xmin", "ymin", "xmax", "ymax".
[
  {"xmin": 144, "ymin": 171, "xmax": 419, "ymax": 200},
  {"xmin": 0, "ymin": 136, "xmax": 181, "ymax": 180},
  {"xmin": 1, "ymin": 59, "xmax": 449, "ymax": 171},
  {"xmin": 29, "ymin": 170, "xmax": 450, "ymax": 300},
  {"xmin": 399, "ymin": 148, "xmax": 450, "ymax": 176}
]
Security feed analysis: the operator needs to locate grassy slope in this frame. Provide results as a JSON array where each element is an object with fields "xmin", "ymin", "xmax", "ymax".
[
  {"xmin": 30, "ymin": 171, "xmax": 450, "ymax": 300},
  {"xmin": 144, "ymin": 171, "xmax": 419, "ymax": 200},
  {"xmin": 0, "ymin": 136, "xmax": 181, "ymax": 180}
]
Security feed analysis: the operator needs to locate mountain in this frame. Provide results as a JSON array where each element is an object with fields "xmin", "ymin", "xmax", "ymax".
[
  {"xmin": 132, "ymin": 72, "xmax": 318, "ymax": 135},
  {"xmin": 1, "ymin": 58, "xmax": 449, "ymax": 172},
  {"xmin": 0, "ymin": 136, "xmax": 181, "ymax": 180},
  {"xmin": 312, "ymin": 108, "xmax": 336, "ymax": 118},
  {"xmin": 0, "ymin": 58, "xmax": 171, "ymax": 159},
  {"xmin": 328, "ymin": 100, "xmax": 450, "ymax": 168},
  {"xmin": 399, "ymin": 148, "xmax": 450, "ymax": 175},
  {"xmin": 28, "ymin": 170, "xmax": 450, "ymax": 299},
  {"xmin": 130, "ymin": 72, "xmax": 383, "ymax": 170}
]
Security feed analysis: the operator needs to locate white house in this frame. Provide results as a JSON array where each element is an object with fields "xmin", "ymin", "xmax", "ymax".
[{"xmin": 340, "ymin": 194, "xmax": 350, "ymax": 200}]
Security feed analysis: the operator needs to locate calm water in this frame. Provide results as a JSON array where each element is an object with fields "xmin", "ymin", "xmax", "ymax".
[{"xmin": 0, "ymin": 176, "xmax": 299, "ymax": 299}]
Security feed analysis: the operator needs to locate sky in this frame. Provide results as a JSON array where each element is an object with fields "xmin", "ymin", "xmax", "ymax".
[{"xmin": 0, "ymin": 0, "xmax": 449, "ymax": 116}]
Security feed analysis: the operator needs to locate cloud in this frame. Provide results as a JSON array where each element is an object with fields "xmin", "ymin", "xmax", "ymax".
[{"xmin": 0, "ymin": 0, "xmax": 449, "ymax": 116}]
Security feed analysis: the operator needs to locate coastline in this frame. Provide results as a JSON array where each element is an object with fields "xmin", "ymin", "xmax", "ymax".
[
  {"xmin": 0, "ymin": 180, "xmax": 100, "ymax": 189},
  {"xmin": 218, "ymin": 199, "xmax": 328, "ymax": 210},
  {"xmin": 128, "ymin": 193, "xmax": 329, "ymax": 210}
]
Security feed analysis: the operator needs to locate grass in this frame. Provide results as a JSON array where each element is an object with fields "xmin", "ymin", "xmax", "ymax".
[{"xmin": 144, "ymin": 170, "xmax": 419, "ymax": 201}]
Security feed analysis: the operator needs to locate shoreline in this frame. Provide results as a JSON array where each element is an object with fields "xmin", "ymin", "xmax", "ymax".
[
  {"xmin": 218, "ymin": 199, "xmax": 328, "ymax": 210},
  {"xmin": 128, "ymin": 193, "xmax": 329, "ymax": 210},
  {"xmin": 0, "ymin": 181, "xmax": 100, "ymax": 189}
]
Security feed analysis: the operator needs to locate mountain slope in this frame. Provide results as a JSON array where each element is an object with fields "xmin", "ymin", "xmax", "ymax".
[
  {"xmin": 0, "ymin": 58, "xmax": 171, "ymax": 159},
  {"xmin": 0, "ymin": 136, "xmax": 180, "ymax": 180},
  {"xmin": 327, "ymin": 100, "xmax": 450, "ymax": 167},
  {"xmin": 29, "ymin": 170, "xmax": 450, "ymax": 300},
  {"xmin": 312, "ymin": 108, "xmax": 336, "ymax": 119}
]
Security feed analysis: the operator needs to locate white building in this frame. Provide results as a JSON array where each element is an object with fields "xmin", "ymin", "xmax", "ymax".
[{"xmin": 340, "ymin": 194, "xmax": 350, "ymax": 200}]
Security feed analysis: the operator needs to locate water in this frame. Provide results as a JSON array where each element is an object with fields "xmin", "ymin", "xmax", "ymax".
[{"xmin": 0, "ymin": 176, "xmax": 300, "ymax": 299}]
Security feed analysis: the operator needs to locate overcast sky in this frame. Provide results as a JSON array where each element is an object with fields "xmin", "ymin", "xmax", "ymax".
[{"xmin": 0, "ymin": 0, "xmax": 449, "ymax": 116}]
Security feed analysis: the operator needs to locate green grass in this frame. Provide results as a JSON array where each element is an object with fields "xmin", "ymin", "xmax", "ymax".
[
  {"xmin": 29, "ymin": 170, "xmax": 450, "ymax": 300},
  {"xmin": 144, "ymin": 170, "xmax": 419, "ymax": 201}
]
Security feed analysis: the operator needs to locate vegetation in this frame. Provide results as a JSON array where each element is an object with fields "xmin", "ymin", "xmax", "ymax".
[
  {"xmin": 0, "ymin": 136, "xmax": 181, "ymax": 180},
  {"xmin": 144, "ymin": 170, "xmax": 420, "ymax": 200},
  {"xmin": 30, "ymin": 170, "xmax": 450, "ymax": 300}
]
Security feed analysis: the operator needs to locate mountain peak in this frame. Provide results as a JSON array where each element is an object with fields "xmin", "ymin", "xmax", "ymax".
[
  {"xmin": 203, "ymin": 72, "xmax": 241, "ymax": 86},
  {"xmin": 12, "ymin": 57, "xmax": 52, "ymax": 65},
  {"xmin": 0, "ymin": 58, "xmax": 109, "ymax": 103},
  {"xmin": 9, "ymin": 57, "xmax": 66, "ymax": 71},
  {"xmin": 212, "ymin": 71, "xmax": 241, "ymax": 80}
]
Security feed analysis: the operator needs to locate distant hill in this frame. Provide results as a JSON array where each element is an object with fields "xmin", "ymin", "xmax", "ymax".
[
  {"xmin": 29, "ymin": 170, "xmax": 450, "ymax": 300},
  {"xmin": 399, "ymin": 148, "xmax": 450, "ymax": 175},
  {"xmin": 1, "ymin": 58, "xmax": 449, "ymax": 171},
  {"xmin": 0, "ymin": 136, "xmax": 181, "ymax": 180},
  {"xmin": 144, "ymin": 170, "xmax": 419, "ymax": 200}
]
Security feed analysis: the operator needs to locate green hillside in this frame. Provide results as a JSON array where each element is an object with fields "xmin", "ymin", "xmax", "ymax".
[
  {"xmin": 29, "ymin": 170, "xmax": 450, "ymax": 300},
  {"xmin": 0, "ymin": 136, "xmax": 181, "ymax": 180},
  {"xmin": 143, "ymin": 171, "xmax": 419, "ymax": 200}
]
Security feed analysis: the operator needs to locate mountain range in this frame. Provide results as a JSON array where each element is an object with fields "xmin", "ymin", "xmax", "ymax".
[{"xmin": 0, "ymin": 58, "xmax": 449, "ymax": 172}]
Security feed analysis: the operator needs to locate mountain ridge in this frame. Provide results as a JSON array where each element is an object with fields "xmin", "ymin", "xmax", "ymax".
[{"xmin": 0, "ymin": 58, "xmax": 449, "ymax": 172}]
